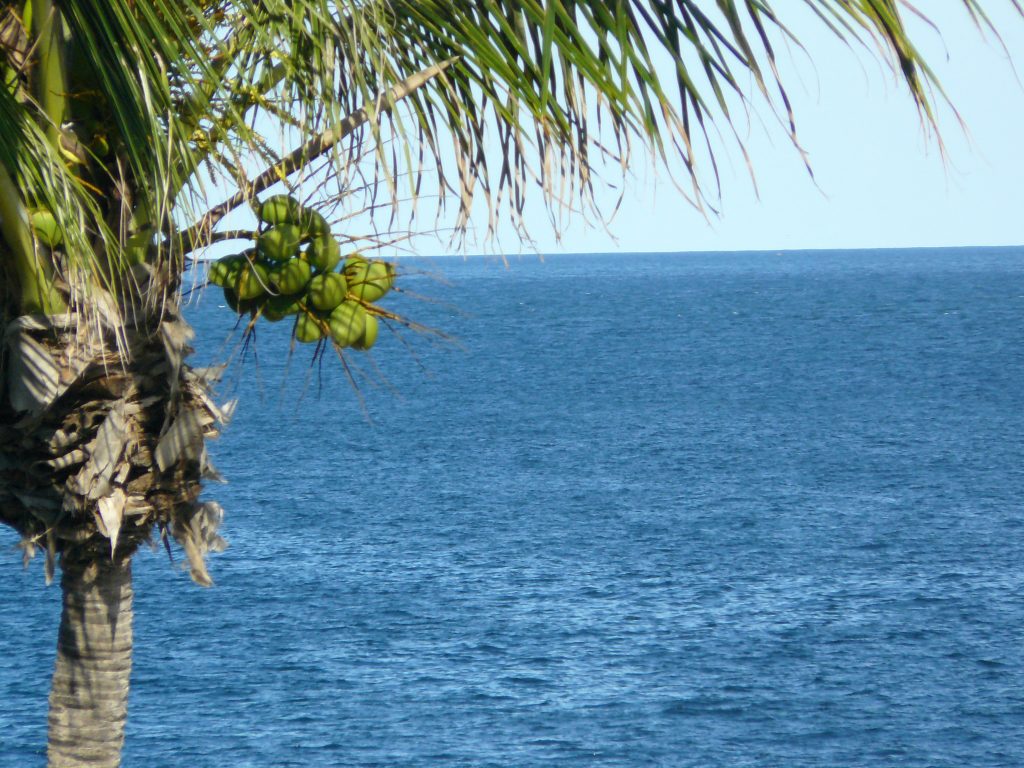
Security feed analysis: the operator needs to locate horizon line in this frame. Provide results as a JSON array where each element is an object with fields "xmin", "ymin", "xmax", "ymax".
[{"xmin": 392, "ymin": 243, "xmax": 1024, "ymax": 259}]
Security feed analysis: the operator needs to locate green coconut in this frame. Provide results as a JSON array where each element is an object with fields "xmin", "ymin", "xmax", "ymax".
[
  {"xmin": 306, "ymin": 234, "xmax": 341, "ymax": 273},
  {"xmin": 352, "ymin": 312, "xmax": 379, "ymax": 351},
  {"xmin": 222, "ymin": 286, "xmax": 257, "ymax": 315},
  {"xmin": 223, "ymin": 286, "xmax": 241, "ymax": 313},
  {"xmin": 207, "ymin": 259, "xmax": 231, "ymax": 287},
  {"xmin": 209, "ymin": 255, "xmax": 245, "ymax": 287},
  {"xmin": 257, "ymin": 194, "xmax": 302, "ymax": 226},
  {"xmin": 224, "ymin": 256, "xmax": 246, "ymax": 286},
  {"xmin": 299, "ymin": 209, "xmax": 331, "ymax": 238},
  {"xmin": 269, "ymin": 257, "xmax": 312, "ymax": 295},
  {"xmin": 344, "ymin": 258, "xmax": 395, "ymax": 302},
  {"xmin": 236, "ymin": 260, "xmax": 271, "ymax": 300},
  {"xmin": 30, "ymin": 208, "xmax": 62, "ymax": 248},
  {"xmin": 328, "ymin": 300, "xmax": 366, "ymax": 347},
  {"xmin": 123, "ymin": 228, "xmax": 154, "ymax": 266},
  {"xmin": 306, "ymin": 272, "xmax": 348, "ymax": 311},
  {"xmin": 294, "ymin": 311, "xmax": 325, "ymax": 343},
  {"xmin": 262, "ymin": 294, "xmax": 303, "ymax": 322},
  {"xmin": 256, "ymin": 224, "xmax": 303, "ymax": 262}
]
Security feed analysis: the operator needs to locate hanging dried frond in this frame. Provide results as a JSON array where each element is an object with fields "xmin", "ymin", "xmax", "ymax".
[{"xmin": 0, "ymin": 293, "xmax": 232, "ymax": 584}]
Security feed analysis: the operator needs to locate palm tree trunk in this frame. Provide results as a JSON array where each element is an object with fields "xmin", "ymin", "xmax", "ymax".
[{"xmin": 46, "ymin": 553, "xmax": 134, "ymax": 768}]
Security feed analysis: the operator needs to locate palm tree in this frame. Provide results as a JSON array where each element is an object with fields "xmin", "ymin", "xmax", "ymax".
[{"xmin": 0, "ymin": 1, "xmax": 1014, "ymax": 766}]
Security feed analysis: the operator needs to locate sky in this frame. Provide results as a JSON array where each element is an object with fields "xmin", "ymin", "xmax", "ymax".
[{"xmin": 453, "ymin": 4, "xmax": 1024, "ymax": 255}]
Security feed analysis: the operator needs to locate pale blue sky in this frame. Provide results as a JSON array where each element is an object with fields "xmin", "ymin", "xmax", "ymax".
[{"xmin": 478, "ymin": 4, "xmax": 1024, "ymax": 255}]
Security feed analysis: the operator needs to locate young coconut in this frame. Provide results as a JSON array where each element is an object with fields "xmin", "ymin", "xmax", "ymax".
[
  {"xmin": 29, "ymin": 208, "xmax": 62, "ymax": 248},
  {"xmin": 306, "ymin": 272, "xmax": 348, "ymax": 311},
  {"xmin": 307, "ymin": 234, "xmax": 341, "ymax": 273},
  {"xmin": 352, "ymin": 312, "xmax": 379, "ymax": 351},
  {"xmin": 262, "ymin": 294, "xmax": 303, "ymax": 322},
  {"xmin": 269, "ymin": 257, "xmax": 312, "ymax": 295},
  {"xmin": 328, "ymin": 300, "xmax": 367, "ymax": 347},
  {"xmin": 223, "ymin": 256, "xmax": 246, "ymax": 288},
  {"xmin": 223, "ymin": 286, "xmax": 257, "ymax": 315},
  {"xmin": 124, "ymin": 228, "xmax": 155, "ymax": 266},
  {"xmin": 257, "ymin": 194, "xmax": 302, "ymax": 226},
  {"xmin": 236, "ymin": 260, "xmax": 271, "ymax": 300},
  {"xmin": 257, "ymin": 224, "xmax": 303, "ymax": 262},
  {"xmin": 207, "ymin": 258, "xmax": 233, "ymax": 287},
  {"xmin": 341, "ymin": 253, "xmax": 366, "ymax": 272},
  {"xmin": 294, "ymin": 310, "xmax": 326, "ymax": 343},
  {"xmin": 344, "ymin": 258, "xmax": 395, "ymax": 302},
  {"xmin": 299, "ymin": 209, "xmax": 331, "ymax": 238}
]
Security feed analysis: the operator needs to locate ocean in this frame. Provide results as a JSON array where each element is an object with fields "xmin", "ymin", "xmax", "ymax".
[{"xmin": 2, "ymin": 247, "xmax": 1023, "ymax": 766}]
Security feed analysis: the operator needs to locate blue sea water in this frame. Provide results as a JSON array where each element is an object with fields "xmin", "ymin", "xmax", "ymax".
[{"xmin": 2, "ymin": 247, "xmax": 1024, "ymax": 767}]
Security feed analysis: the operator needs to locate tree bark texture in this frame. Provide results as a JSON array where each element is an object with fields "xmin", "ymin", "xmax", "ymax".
[{"xmin": 46, "ymin": 554, "xmax": 134, "ymax": 768}]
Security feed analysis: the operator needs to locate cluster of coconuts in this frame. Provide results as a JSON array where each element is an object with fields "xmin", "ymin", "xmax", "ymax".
[{"xmin": 207, "ymin": 195, "xmax": 396, "ymax": 350}]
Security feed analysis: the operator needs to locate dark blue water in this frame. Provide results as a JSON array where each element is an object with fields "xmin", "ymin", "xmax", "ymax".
[{"xmin": 3, "ymin": 248, "xmax": 1024, "ymax": 767}]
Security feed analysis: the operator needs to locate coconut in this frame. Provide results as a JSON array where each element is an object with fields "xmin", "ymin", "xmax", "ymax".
[
  {"xmin": 262, "ymin": 294, "xmax": 303, "ymax": 322},
  {"xmin": 257, "ymin": 195, "xmax": 302, "ymax": 226},
  {"xmin": 209, "ymin": 256, "xmax": 245, "ymax": 288},
  {"xmin": 30, "ymin": 208, "xmax": 62, "ymax": 248},
  {"xmin": 299, "ymin": 209, "xmax": 331, "ymax": 238},
  {"xmin": 222, "ymin": 286, "xmax": 240, "ymax": 313},
  {"xmin": 207, "ymin": 259, "xmax": 231, "ymax": 287},
  {"xmin": 344, "ymin": 258, "xmax": 395, "ymax": 302},
  {"xmin": 222, "ymin": 286, "xmax": 256, "ymax": 315},
  {"xmin": 306, "ymin": 272, "xmax": 348, "ymax": 311},
  {"xmin": 328, "ymin": 300, "xmax": 366, "ymax": 347},
  {"xmin": 124, "ymin": 228, "xmax": 154, "ymax": 266},
  {"xmin": 224, "ymin": 256, "xmax": 246, "ymax": 287},
  {"xmin": 352, "ymin": 312, "xmax": 379, "ymax": 350},
  {"xmin": 269, "ymin": 257, "xmax": 312, "ymax": 295},
  {"xmin": 236, "ymin": 260, "xmax": 271, "ymax": 300},
  {"xmin": 307, "ymin": 234, "xmax": 341, "ymax": 273},
  {"xmin": 294, "ymin": 311, "xmax": 325, "ymax": 343},
  {"xmin": 256, "ymin": 224, "xmax": 303, "ymax": 262}
]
